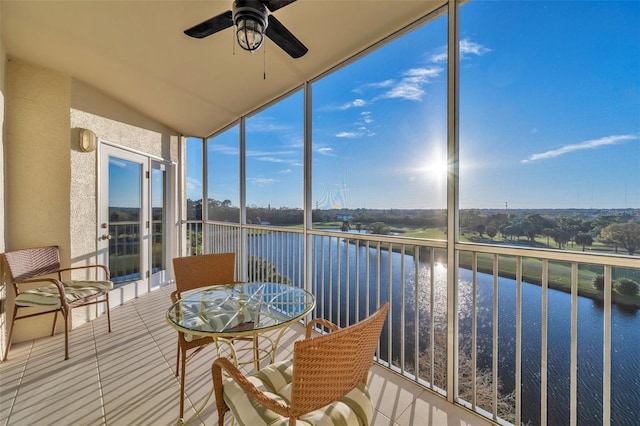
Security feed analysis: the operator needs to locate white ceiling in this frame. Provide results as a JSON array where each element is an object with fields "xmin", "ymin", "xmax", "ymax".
[{"xmin": 2, "ymin": 0, "xmax": 445, "ymax": 138}]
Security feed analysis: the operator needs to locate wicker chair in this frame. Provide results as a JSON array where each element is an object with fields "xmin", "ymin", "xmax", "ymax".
[
  {"xmin": 2, "ymin": 245, "xmax": 112, "ymax": 361},
  {"xmin": 212, "ymin": 301, "xmax": 390, "ymax": 426},
  {"xmin": 172, "ymin": 252, "xmax": 257, "ymax": 419}
]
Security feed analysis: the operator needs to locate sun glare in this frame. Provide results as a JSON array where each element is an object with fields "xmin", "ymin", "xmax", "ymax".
[{"xmin": 422, "ymin": 155, "xmax": 449, "ymax": 181}]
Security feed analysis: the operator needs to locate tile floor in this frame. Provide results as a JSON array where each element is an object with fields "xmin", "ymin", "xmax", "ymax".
[{"xmin": 0, "ymin": 285, "xmax": 492, "ymax": 426}]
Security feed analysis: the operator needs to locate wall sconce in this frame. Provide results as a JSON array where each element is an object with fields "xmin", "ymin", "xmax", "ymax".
[{"xmin": 78, "ymin": 128, "xmax": 97, "ymax": 152}]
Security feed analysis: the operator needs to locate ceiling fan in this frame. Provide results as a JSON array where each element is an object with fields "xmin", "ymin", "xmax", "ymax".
[{"xmin": 183, "ymin": 0, "xmax": 308, "ymax": 59}]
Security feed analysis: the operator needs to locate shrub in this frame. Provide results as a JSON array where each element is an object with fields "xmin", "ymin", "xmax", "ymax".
[
  {"xmin": 616, "ymin": 278, "xmax": 639, "ymax": 296},
  {"xmin": 592, "ymin": 274, "xmax": 605, "ymax": 291},
  {"xmin": 367, "ymin": 221, "xmax": 391, "ymax": 235}
]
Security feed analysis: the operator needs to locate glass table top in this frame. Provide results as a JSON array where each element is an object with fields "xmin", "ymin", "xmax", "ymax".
[{"xmin": 166, "ymin": 282, "xmax": 315, "ymax": 338}]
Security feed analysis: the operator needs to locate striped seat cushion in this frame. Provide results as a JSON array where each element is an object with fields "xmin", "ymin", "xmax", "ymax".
[
  {"xmin": 183, "ymin": 303, "xmax": 257, "ymax": 342},
  {"xmin": 15, "ymin": 280, "xmax": 113, "ymax": 308},
  {"xmin": 223, "ymin": 359, "xmax": 374, "ymax": 426}
]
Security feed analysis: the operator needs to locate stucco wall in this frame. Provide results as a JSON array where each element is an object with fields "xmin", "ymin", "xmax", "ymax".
[
  {"xmin": 0, "ymin": 1, "xmax": 6, "ymax": 253},
  {"xmin": 6, "ymin": 59, "xmax": 71, "ymax": 251},
  {"xmin": 4, "ymin": 58, "xmax": 72, "ymax": 343},
  {"xmin": 3, "ymin": 58, "xmax": 179, "ymax": 349},
  {"xmin": 1, "ymin": 2, "xmax": 7, "ymax": 360}
]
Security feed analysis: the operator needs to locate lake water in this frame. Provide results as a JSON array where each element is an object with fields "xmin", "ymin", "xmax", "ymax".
[
  {"xmin": 248, "ymin": 232, "xmax": 639, "ymax": 425},
  {"xmin": 459, "ymin": 268, "xmax": 640, "ymax": 426}
]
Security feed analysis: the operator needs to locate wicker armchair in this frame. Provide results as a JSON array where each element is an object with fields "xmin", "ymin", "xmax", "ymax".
[
  {"xmin": 212, "ymin": 302, "xmax": 389, "ymax": 426},
  {"xmin": 2, "ymin": 245, "xmax": 112, "ymax": 361},
  {"xmin": 172, "ymin": 252, "xmax": 256, "ymax": 419}
]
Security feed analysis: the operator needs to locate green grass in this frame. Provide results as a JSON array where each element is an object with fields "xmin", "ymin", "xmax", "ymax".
[
  {"xmin": 393, "ymin": 227, "xmax": 446, "ymax": 239},
  {"xmin": 460, "ymin": 251, "xmax": 640, "ymax": 308},
  {"xmin": 311, "ymin": 222, "xmax": 640, "ymax": 308}
]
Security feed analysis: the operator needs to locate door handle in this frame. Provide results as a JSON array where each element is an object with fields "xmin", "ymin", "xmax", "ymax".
[{"xmin": 101, "ymin": 234, "xmax": 112, "ymax": 240}]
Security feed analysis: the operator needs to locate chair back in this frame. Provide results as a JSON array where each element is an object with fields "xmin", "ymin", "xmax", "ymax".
[
  {"xmin": 2, "ymin": 245, "xmax": 61, "ymax": 283},
  {"xmin": 290, "ymin": 302, "xmax": 389, "ymax": 417},
  {"xmin": 172, "ymin": 253, "xmax": 237, "ymax": 296}
]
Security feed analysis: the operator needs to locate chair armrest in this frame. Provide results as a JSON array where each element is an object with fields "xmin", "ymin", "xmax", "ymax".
[
  {"xmin": 305, "ymin": 317, "xmax": 341, "ymax": 339},
  {"xmin": 58, "ymin": 264, "xmax": 110, "ymax": 280},
  {"xmin": 212, "ymin": 357, "xmax": 291, "ymax": 417},
  {"xmin": 170, "ymin": 290, "xmax": 180, "ymax": 303}
]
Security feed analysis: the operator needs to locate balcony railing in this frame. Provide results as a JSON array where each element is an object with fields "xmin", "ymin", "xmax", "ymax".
[
  {"xmin": 107, "ymin": 221, "xmax": 165, "ymax": 284},
  {"xmin": 188, "ymin": 220, "xmax": 639, "ymax": 426}
]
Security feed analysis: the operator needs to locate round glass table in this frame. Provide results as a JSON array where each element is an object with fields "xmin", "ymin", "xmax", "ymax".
[
  {"xmin": 167, "ymin": 282, "xmax": 315, "ymax": 424},
  {"xmin": 166, "ymin": 282, "xmax": 315, "ymax": 339}
]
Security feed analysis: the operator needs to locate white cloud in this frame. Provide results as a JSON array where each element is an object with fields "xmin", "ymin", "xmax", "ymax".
[
  {"xmin": 186, "ymin": 176, "xmax": 201, "ymax": 197},
  {"xmin": 365, "ymin": 79, "xmax": 395, "ymax": 89},
  {"xmin": 521, "ymin": 134, "xmax": 639, "ymax": 164},
  {"xmin": 378, "ymin": 66, "xmax": 443, "ymax": 101},
  {"xmin": 256, "ymin": 156, "xmax": 287, "ymax": 163},
  {"xmin": 460, "ymin": 38, "xmax": 492, "ymax": 58},
  {"xmin": 430, "ymin": 49, "xmax": 448, "ymax": 63},
  {"xmin": 406, "ymin": 67, "xmax": 442, "ymax": 79},
  {"xmin": 247, "ymin": 149, "xmax": 295, "ymax": 157},
  {"xmin": 429, "ymin": 38, "xmax": 491, "ymax": 63},
  {"xmin": 338, "ymin": 98, "xmax": 368, "ymax": 110},
  {"xmin": 245, "ymin": 149, "xmax": 301, "ymax": 166},
  {"xmin": 246, "ymin": 117, "xmax": 289, "ymax": 133},
  {"xmin": 352, "ymin": 98, "xmax": 367, "ymax": 107},
  {"xmin": 383, "ymin": 81, "xmax": 425, "ymax": 101},
  {"xmin": 208, "ymin": 144, "xmax": 238, "ymax": 155},
  {"xmin": 247, "ymin": 177, "xmax": 277, "ymax": 186},
  {"xmin": 336, "ymin": 131, "xmax": 360, "ymax": 138},
  {"xmin": 315, "ymin": 147, "xmax": 335, "ymax": 156}
]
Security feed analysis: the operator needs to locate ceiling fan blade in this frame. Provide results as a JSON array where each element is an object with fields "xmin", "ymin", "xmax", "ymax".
[
  {"xmin": 265, "ymin": 14, "xmax": 308, "ymax": 58},
  {"xmin": 263, "ymin": 0, "xmax": 297, "ymax": 12},
  {"xmin": 184, "ymin": 11, "xmax": 233, "ymax": 39}
]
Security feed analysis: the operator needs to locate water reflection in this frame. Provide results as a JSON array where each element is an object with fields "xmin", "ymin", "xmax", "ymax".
[{"xmin": 248, "ymin": 232, "xmax": 639, "ymax": 425}]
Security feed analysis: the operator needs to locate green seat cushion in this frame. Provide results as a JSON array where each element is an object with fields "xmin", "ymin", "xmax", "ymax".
[
  {"xmin": 224, "ymin": 359, "xmax": 373, "ymax": 426},
  {"xmin": 15, "ymin": 280, "xmax": 112, "ymax": 308},
  {"xmin": 182, "ymin": 303, "xmax": 257, "ymax": 342}
]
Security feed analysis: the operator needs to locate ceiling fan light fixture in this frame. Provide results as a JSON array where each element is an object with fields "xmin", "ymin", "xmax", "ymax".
[
  {"xmin": 236, "ymin": 16, "xmax": 265, "ymax": 52},
  {"xmin": 233, "ymin": 1, "xmax": 268, "ymax": 52}
]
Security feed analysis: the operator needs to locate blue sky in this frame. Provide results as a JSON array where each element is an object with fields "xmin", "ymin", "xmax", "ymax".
[
  {"xmin": 192, "ymin": 0, "xmax": 639, "ymax": 211},
  {"xmin": 109, "ymin": 157, "xmax": 141, "ymax": 208}
]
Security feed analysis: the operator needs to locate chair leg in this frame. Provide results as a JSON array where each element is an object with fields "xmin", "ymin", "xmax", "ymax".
[
  {"xmin": 3, "ymin": 306, "xmax": 18, "ymax": 361},
  {"xmin": 179, "ymin": 347, "xmax": 187, "ymax": 419},
  {"xmin": 51, "ymin": 309, "xmax": 58, "ymax": 336},
  {"xmin": 105, "ymin": 294, "xmax": 112, "ymax": 333},
  {"xmin": 63, "ymin": 307, "xmax": 70, "ymax": 360},
  {"xmin": 253, "ymin": 335, "xmax": 260, "ymax": 371},
  {"xmin": 175, "ymin": 341, "xmax": 181, "ymax": 377}
]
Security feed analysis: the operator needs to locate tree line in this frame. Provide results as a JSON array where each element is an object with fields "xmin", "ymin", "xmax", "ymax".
[
  {"xmin": 186, "ymin": 199, "xmax": 639, "ymax": 256},
  {"xmin": 458, "ymin": 210, "xmax": 639, "ymax": 256}
]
